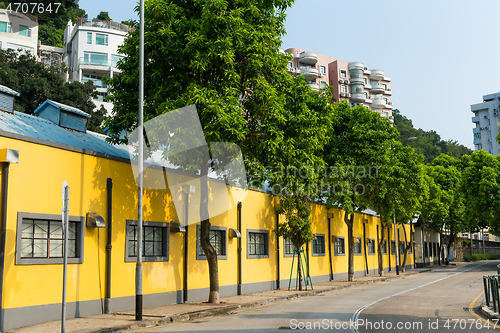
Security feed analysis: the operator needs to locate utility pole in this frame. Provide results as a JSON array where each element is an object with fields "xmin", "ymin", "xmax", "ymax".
[{"xmin": 135, "ymin": 0, "xmax": 145, "ymax": 321}]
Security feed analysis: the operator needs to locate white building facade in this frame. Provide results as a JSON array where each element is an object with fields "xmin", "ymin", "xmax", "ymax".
[
  {"xmin": 0, "ymin": 9, "xmax": 38, "ymax": 55},
  {"xmin": 471, "ymin": 92, "xmax": 500, "ymax": 155},
  {"xmin": 63, "ymin": 18, "xmax": 132, "ymax": 113}
]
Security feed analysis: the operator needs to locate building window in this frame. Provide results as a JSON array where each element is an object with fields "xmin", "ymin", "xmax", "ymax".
[
  {"xmin": 474, "ymin": 133, "xmax": 481, "ymax": 139},
  {"xmin": 0, "ymin": 22, "xmax": 10, "ymax": 33},
  {"xmin": 391, "ymin": 240, "xmax": 396, "ymax": 254},
  {"xmin": 247, "ymin": 229, "xmax": 269, "ymax": 258},
  {"xmin": 197, "ymin": 225, "xmax": 227, "ymax": 260},
  {"xmin": 96, "ymin": 33, "xmax": 108, "ymax": 46},
  {"xmin": 312, "ymin": 234, "xmax": 325, "ymax": 256},
  {"xmin": 383, "ymin": 83, "xmax": 387, "ymax": 90},
  {"xmin": 6, "ymin": 42, "xmax": 33, "ymax": 55},
  {"xmin": 83, "ymin": 51, "xmax": 109, "ymax": 66},
  {"xmin": 125, "ymin": 220, "xmax": 169, "ymax": 262},
  {"xmin": 384, "ymin": 98, "xmax": 388, "ymax": 104},
  {"xmin": 83, "ymin": 74, "xmax": 106, "ymax": 88},
  {"xmin": 87, "ymin": 32, "xmax": 92, "ymax": 44},
  {"xmin": 340, "ymin": 69, "xmax": 347, "ymax": 78},
  {"xmin": 320, "ymin": 65, "xmax": 326, "ymax": 74},
  {"xmin": 95, "ymin": 91, "xmax": 108, "ymax": 102},
  {"xmin": 354, "ymin": 237, "xmax": 362, "ymax": 255},
  {"xmin": 284, "ymin": 238, "xmax": 297, "ymax": 257},
  {"xmin": 364, "ymin": 77, "xmax": 367, "ymax": 85},
  {"xmin": 111, "ymin": 54, "xmax": 124, "ymax": 67},
  {"xmin": 19, "ymin": 25, "xmax": 30, "ymax": 37},
  {"xmin": 400, "ymin": 242, "xmax": 405, "ymax": 255},
  {"xmin": 320, "ymin": 81, "xmax": 327, "ymax": 89},
  {"xmin": 364, "ymin": 92, "xmax": 368, "ymax": 99},
  {"xmin": 424, "ymin": 242, "xmax": 428, "ymax": 257},
  {"xmin": 381, "ymin": 240, "xmax": 387, "ymax": 254},
  {"xmin": 368, "ymin": 239, "xmax": 375, "ymax": 254},
  {"xmin": 333, "ymin": 236, "xmax": 345, "ymax": 255},
  {"xmin": 16, "ymin": 212, "xmax": 84, "ymax": 265},
  {"xmin": 341, "ymin": 85, "xmax": 348, "ymax": 93},
  {"xmin": 287, "ymin": 61, "xmax": 293, "ymax": 69}
]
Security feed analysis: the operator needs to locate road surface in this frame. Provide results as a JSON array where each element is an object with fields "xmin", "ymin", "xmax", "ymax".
[{"xmin": 129, "ymin": 261, "xmax": 497, "ymax": 332}]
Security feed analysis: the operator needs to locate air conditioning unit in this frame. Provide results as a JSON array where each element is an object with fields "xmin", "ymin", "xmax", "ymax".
[
  {"xmin": 347, "ymin": 93, "xmax": 351, "ymax": 97},
  {"xmin": 494, "ymin": 111, "xmax": 499, "ymax": 117},
  {"xmin": 484, "ymin": 115, "xmax": 488, "ymax": 119},
  {"xmin": 345, "ymin": 80, "xmax": 349, "ymax": 84},
  {"xmin": 339, "ymin": 79, "xmax": 344, "ymax": 84}
]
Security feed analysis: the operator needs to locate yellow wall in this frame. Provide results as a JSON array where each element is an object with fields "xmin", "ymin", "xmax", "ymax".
[{"xmin": 1, "ymin": 135, "xmax": 414, "ymax": 312}]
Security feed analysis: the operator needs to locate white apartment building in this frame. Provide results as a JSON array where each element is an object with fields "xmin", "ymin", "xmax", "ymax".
[
  {"xmin": 0, "ymin": 9, "xmax": 38, "ymax": 55},
  {"xmin": 63, "ymin": 18, "xmax": 132, "ymax": 113},
  {"xmin": 471, "ymin": 92, "xmax": 500, "ymax": 155}
]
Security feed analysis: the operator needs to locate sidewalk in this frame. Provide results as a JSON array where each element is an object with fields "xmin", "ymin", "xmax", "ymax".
[{"xmin": 9, "ymin": 268, "xmax": 433, "ymax": 333}]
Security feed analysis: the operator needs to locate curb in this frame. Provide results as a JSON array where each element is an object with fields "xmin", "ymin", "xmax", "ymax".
[
  {"xmin": 87, "ymin": 269, "xmax": 432, "ymax": 333},
  {"xmin": 480, "ymin": 301, "xmax": 500, "ymax": 320}
]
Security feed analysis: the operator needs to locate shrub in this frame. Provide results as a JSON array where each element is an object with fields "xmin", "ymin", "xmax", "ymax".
[{"xmin": 463, "ymin": 254, "xmax": 500, "ymax": 262}]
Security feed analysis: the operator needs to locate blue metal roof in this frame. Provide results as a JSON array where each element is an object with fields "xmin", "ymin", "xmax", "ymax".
[
  {"xmin": 0, "ymin": 84, "xmax": 20, "ymax": 97},
  {"xmin": 34, "ymin": 100, "xmax": 90, "ymax": 118},
  {"xmin": 0, "ymin": 111, "xmax": 130, "ymax": 159}
]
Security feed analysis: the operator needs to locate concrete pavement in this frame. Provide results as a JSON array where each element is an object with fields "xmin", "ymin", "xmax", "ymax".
[{"xmin": 8, "ymin": 267, "xmax": 436, "ymax": 333}]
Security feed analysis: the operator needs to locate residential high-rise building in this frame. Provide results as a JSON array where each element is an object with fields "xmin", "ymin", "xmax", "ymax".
[
  {"xmin": 0, "ymin": 9, "xmax": 38, "ymax": 55},
  {"xmin": 284, "ymin": 48, "xmax": 394, "ymax": 120},
  {"xmin": 63, "ymin": 18, "xmax": 133, "ymax": 113},
  {"xmin": 471, "ymin": 92, "xmax": 500, "ymax": 155}
]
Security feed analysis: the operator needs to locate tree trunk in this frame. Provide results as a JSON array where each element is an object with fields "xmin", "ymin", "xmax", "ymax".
[
  {"xmin": 345, "ymin": 212, "xmax": 354, "ymax": 281},
  {"xmin": 199, "ymin": 150, "xmax": 219, "ymax": 303},
  {"xmin": 470, "ymin": 229, "xmax": 473, "ymax": 256},
  {"xmin": 377, "ymin": 224, "xmax": 385, "ymax": 276}
]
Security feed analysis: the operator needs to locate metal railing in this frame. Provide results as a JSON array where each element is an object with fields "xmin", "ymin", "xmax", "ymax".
[
  {"xmin": 76, "ymin": 18, "xmax": 134, "ymax": 33},
  {"xmin": 483, "ymin": 266, "xmax": 500, "ymax": 313},
  {"xmin": 78, "ymin": 57, "xmax": 121, "ymax": 68}
]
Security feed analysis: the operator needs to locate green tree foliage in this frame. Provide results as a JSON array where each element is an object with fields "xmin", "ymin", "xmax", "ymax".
[
  {"xmin": 105, "ymin": 0, "xmax": 337, "ymax": 302},
  {"xmin": 369, "ymin": 141, "xmax": 424, "ymax": 274},
  {"xmin": 421, "ymin": 154, "xmax": 467, "ymax": 260},
  {"xmin": 460, "ymin": 151, "xmax": 500, "ymax": 235},
  {"xmin": 322, "ymin": 102, "xmax": 399, "ymax": 281},
  {"xmin": 393, "ymin": 109, "xmax": 472, "ymax": 163},
  {"xmin": 0, "ymin": 49, "xmax": 104, "ymax": 132},
  {"xmin": 95, "ymin": 11, "xmax": 111, "ymax": 21},
  {"xmin": 0, "ymin": 0, "xmax": 87, "ymax": 47}
]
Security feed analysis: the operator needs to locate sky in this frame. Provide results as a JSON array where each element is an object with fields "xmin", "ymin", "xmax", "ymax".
[{"xmin": 80, "ymin": 0, "xmax": 500, "ymax": 149}]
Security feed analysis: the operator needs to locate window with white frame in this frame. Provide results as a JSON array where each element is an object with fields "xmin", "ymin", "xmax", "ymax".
[
  {"xmin": 320, "ymin": 65, "xmax": 326, "ymax": 74},
  {"xmin": 364, "ymin": 77, "xmax": 367, "ymax": 85},
  {"xmin": 284, "ymin": 238, "xmax": 297, "ymax": 256},
  {"xmin": 125, "ymin": 220, "xmax": 169, "ymax": 262},
  {"xmin": 312, "ymin": 234, "xmax": 325, "ymax": 256},
  {"xmin": 83, "ymin": 52, "xmax": 108, "ymax": 66},
  {"xmin": 247, "ymin": 229, "xmax": 269, "ymax": 258},
  {"xmin": 334, "ymin": 236, "xmax": 345, "ymax": 255},
  {"xmin": 320, "ymin": 81, "xmax": 327, "ymax": 89},
  {"xmin": 383, "ymin": 83, "xmax": 387, "ymax": 90},
  {"xmin": 197, "ymin": 226, "xmax": 227, "ymax": 260},
  {"xmin": 354, "ymin": 237, "xmax": 362, "ymax": 255},
  {"xmin": 287, "ymin": 61, "xmax": 293, "ymax": 69},
  {"xmin": 87, "ymin": 32, "xmax": 92, "ymax": 44},
  {"xmin": 341, "ymin": 85, "xmax": 348, "ymax": 93},
  {"xmin": 340, "ymin": 69, "xmax": 347, "ymax": 78},
  {"xmin": 384, "ymin": 98, "xmax": 388, "ymax": 104},
  {"xmin": 364, "ymin": 92, "xmax": 368, "ymax": 99},
  {"xmin": 0, "ymin": 22, "xmax": 11, "ymax": 33},
  {"xmin": 19, "ymin": 25, "xmax": 31, "ymax": 37},
  {"xmin": 16, "ymin": 212, "xmax": 84, "ymax": 265},
  {"xmin": 96, "ymin": 33, "xmax": 108, "ymax": 46}
]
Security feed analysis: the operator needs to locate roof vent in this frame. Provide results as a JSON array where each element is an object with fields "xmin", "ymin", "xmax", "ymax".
[
  {"xmin": 0, "ymin": 84, "xmax": 20, "ymax": 114},
  {"xmin": 34, "ymin": 100, "xmax": 89, "ymax": 133}
]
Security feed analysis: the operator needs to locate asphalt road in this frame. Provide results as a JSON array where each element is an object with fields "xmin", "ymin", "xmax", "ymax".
[{"xmin": 129, "ymin": 261, "xmax": 498, "ymax": 332}]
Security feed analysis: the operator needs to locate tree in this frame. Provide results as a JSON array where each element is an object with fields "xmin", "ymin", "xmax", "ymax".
[
  {"xmin": 369, "ymin": 141, "xmax": 424, "ymax": 274},
  {"xmin": 460, "ymin": 151, "xmax": 500, "ymax": 235},
  {"xmin": 322, "ymin": 103, "xmax": 399, "ymax": 281},
  {"xmin": 392, "ymin": 109, "xmax": 472, "ymax": 163},
  {"xmin": 96, "ymin": 11, "xmax": 111, "ymax": 21},
  {"xmin": 0, "ymin": 49, "xmax": 103, "ymax": 130},
  {"xmin": 420, "ymin": 154, "xmax": 468, "ymax": 263},
  {"xmin": 104, "ymin": 0, "xmax": 317, "ymax": 303}
]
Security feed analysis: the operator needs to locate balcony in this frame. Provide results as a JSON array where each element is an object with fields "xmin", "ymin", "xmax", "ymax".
[
  {"xmin": 348, "ymin": 62, "xmax": 364, "ymax": 71},
  {"xmin": 473, "ymin": 127, "xmax": 481, "ymax": 134},
  {"xmin": 371, "ymin": 85, "xmax": 384, "ymax": 94},
  {"xmin": 76, "ymin": 18, "xmax": 134, "ymax": 33},
  {"xmin": 301, "ymin": 66, "xmax": 319, "ymax": 80},
  {"xmin": 299, "ymin": 52, "xmax": 318, "ymax": 65},
  {"xmin": 372, "ymin": 98, "xmax": 386, "ymax": 109},
  {"xmin": 370, "ymin": 69, "xmax": 384, "ymax": 81},
  {"xmin": 473, "ymin": 138, "xmax": 482, "ymax": 145},
  {"xmin": 350, "ymin": 77, "xmax": 364, "ymax": 85},
  {"xmin": 307, "ymin": 82, "xmax": 319, "ymax": 91},
  {"xmin": 351, "ymin": 93, "xmax": 366, "ymax": 102},
  {"xmin": 385, "ymin": 88, "xmax": 392, "ymax": 95},
  {"xmin": 472, "ymin": 116, "xmax": 480, "ymax": 123}
]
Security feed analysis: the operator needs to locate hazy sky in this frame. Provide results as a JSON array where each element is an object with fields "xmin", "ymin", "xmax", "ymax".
[{"xmin": 80, "ymin": 0, "xmax": 500, "ymax": 149}]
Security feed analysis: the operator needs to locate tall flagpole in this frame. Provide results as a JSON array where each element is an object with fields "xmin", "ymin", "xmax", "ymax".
[{"xmin": 136, "ymin": 0, "xmax": 144, "ymax": 321}]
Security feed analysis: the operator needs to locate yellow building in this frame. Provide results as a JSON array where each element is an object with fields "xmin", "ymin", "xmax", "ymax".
[{"xmin": 0, "ymin": 88, "xmax": 414, "ymax": 331}]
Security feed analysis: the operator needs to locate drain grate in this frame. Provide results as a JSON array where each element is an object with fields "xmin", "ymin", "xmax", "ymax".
[{"xmin": 278, "ymin": 326, "xmax": 292, "ymax": 329}]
